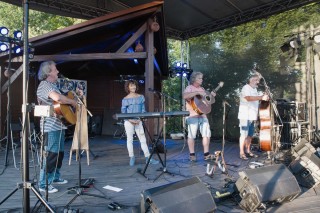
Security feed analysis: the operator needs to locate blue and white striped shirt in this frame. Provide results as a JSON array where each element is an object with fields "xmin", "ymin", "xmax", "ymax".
[{"xmin": 37, "ymin": 81, "xmax": 66, "ymax": 132}]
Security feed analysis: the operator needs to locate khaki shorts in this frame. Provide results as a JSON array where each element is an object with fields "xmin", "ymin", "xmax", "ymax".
[{"xmin": 186, "ymin": 117, "xmax": 211, "ymax": 138}]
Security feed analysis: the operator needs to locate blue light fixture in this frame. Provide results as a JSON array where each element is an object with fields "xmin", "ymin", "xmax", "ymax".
[
  {"xmin": 0, "ymin": 27, "xmax": 9, "ymax": 35},
  {"xmin": 0, "ymin": 42, "xmax": 8, "ymax": 52},
  {"xmin": 13, "ymin": 46, "xmax": 22, "ymax": 54},
  {"xmin": 13, "ymin": 30, "xmax": 22, "ymax": 39}
]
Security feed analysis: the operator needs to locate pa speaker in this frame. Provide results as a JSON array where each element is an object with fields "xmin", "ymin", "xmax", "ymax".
[
  {"xmin": 290, "ymin": 139, "xmax": 320, "ymax": 188},
  {"xmin": 236, "ymin": 164, "xmax": 301, "ymax": 212},
  {"xmin": 140, "ymin": 176, "xmax": 216, "ymax": 213}
]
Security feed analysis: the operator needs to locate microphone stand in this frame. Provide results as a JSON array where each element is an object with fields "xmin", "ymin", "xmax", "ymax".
[
  {"xmin": 152, "ymin": 90, "xmax": 179, "ymax": 182},
  {"xmin": 65, "ymin": 91, "xmax": 105, "ymax": 211}
]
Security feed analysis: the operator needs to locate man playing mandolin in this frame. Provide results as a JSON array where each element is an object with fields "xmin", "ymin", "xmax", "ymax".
[
  {"xmin": 37, "ymin": 61, "xmax": 77, "ymax": 193},
  {"xmin": 238, "ymin": 73, "xmax": 269, "ymax": 160},
  {"xmin": 183, "ymin": 71, "xmax": 216, "ymax": 162}
]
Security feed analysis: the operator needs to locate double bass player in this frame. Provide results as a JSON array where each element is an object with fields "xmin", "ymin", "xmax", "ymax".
[{"xmin": 238, "ymin": 73, "xmax": 269, "ymax": 160}]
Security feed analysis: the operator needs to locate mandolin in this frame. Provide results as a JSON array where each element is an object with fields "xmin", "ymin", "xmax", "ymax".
[
  {"xmin": 190, "ymin": 81, "xmax": 224, "ymax": 115},
  {"xmin": 53, "ymin": 91, "xmax": 77, "ymax": 125}
]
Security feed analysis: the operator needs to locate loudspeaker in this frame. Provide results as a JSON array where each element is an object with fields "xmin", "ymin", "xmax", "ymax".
[
  {"xmin": 140, "ymin": 177, "xmax": 216, "ymax": 213},
  {"xmin": 236, "ymin": 164, "xmax": 301, "ymax": 212},
  {"xmin": 290, "ymin": 139, "xmax": 320, "ymax": 188}
]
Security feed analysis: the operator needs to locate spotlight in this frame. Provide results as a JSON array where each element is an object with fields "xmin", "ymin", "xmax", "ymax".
[
  {"xmin": 13, "ymin": 30, "xmax": 22, "ymax": 39},
  {"xmin": 176, "ymin": 62, "xmax": 181, "ymax": 67},
  {"xmin": 0, "ymin": 42, "xmax": 8, "ymax": 52},
  {"xmin": 13, "ymin": 46, "xmax": 22, "ymax": 54},
  {"xmin": 182, "ymin": 72, "xmax": 187, "ymax": 77},
  {"xmin": 0, "ymin": 27, "xmax": 9, "ymax": 35},
  {"xmin": 183, "ymin": 63, "xmax": 187, "ymax": 68},
  {"xmin": 289, "ymin": 38, "xmax": 301, "ymax": 49},
  {"xmin": 313, "ymin": 32, "xmax": 320, "ymax": 44}
]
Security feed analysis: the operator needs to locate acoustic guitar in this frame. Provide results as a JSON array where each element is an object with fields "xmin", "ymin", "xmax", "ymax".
[
  {"xmin": 53, "ymin": 91, "xmax": 77, "ymax": 125},
  {"xmin": 190, "ymin": 82, "xmax": 224, "ymax": 115}
]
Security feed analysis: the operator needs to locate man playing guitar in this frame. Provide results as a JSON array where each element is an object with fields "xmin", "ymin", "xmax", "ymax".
[
  {"xmin": 37, "ymin": 61, "xmax": 77, "ymax": 193},
  {"xmin": 183, "ymin": 71, "xmax": 216, "ymax": 162}
]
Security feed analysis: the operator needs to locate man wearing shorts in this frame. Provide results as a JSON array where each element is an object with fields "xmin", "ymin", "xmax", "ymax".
[
  {"xmin": 238, "ymin": 73, "xmax": 269, "ymax": 160},
  {"xmin": 183, "ymin": 71, "xmax": 216, "ymax": 162}
]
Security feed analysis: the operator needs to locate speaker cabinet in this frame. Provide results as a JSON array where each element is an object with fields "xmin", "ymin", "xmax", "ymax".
[
  {"xmin": 290, "ymin": 139, "xmax": 320, "ymax": 188},
  {"xmin": 236, "ymin": 164, "xmax": 301, "ymax": 212},
  {"xmin": 140, "ymin": 177, "xmax": 216, "ymax": 213}
]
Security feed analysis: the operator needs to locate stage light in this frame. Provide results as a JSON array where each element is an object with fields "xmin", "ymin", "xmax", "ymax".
[
  {"xmin": 279, "ymin": 37, "xmax": 300, "ymax": 73},
  {"xmin": 176, "ymin": 62, "xmax": 181, "ymax": 67},
  {"xmin": 13, "ymin": 30, "xmax": 22, "ymax": 39},
  {"xmin": 0, "ymin": 42, "xmax": 8, "ymax": 52},
  {"xmin": 0, "ymin": 27, "xmax": 9, "ymax": 35},
  {"xmin": 182, "ymin": 72, "xmax": 187, "ymax": 77},
  {"xmin": 138, "ymin": 79, "xmax": 144, "ymax": 84},
  {"xmin": 13, "ymin": 46, "xmax": 21, "ymax": 54}
]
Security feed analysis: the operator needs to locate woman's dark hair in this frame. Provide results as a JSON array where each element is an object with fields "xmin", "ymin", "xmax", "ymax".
[{"xmin": 124, "ymin": 79, "xmax": 139, "ymax": 93}]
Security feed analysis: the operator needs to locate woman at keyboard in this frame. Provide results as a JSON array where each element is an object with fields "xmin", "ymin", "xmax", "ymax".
[{"xmin": 121, "ymin": 80, "xmax": 159, "ymax": 166}]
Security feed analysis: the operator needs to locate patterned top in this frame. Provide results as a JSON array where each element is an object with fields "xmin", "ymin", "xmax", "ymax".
[
  {"xmin": 37, "ymin": 81, "xmax": 66, "ymax": 132},
  {"xmin": 121, "ymin": 95, "xmax": 146, "ymax": 120}
]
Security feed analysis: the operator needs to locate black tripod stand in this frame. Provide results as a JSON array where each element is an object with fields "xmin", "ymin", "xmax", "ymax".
[
  {"xmin": 65, "ymin": 92, "xmax": 105, "ymax": 211},
  {"xmin": 141, "ymin": 89, "xmax": 179, "ymax": 181}
]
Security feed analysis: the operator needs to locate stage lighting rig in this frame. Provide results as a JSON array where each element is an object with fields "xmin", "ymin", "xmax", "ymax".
[
  {"xmin": 170, "ymin": 62, "xmax": 193, "ymax": 80},
  {"xmin": 0, "ymin": 26, "xmax": 24, "ymax": 54}
]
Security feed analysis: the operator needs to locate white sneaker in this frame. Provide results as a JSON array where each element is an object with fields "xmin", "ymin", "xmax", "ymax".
[
  {"xmin": 39, "ymin": 185, "xmax": 58, "ymax": 193},
  {"xmin": 52, "ymin": 178, "xmax": 68, "ymax": 184}
]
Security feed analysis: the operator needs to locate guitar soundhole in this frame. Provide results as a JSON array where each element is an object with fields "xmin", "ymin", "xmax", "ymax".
[{"xmin": 205, "ymin": 95, "xmax": 210, "ymax": 101}]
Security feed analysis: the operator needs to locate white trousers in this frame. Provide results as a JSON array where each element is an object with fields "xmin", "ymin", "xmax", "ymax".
[{"xmin": 124, "ymin": 120, "xmax": 150, "ymax": 158}]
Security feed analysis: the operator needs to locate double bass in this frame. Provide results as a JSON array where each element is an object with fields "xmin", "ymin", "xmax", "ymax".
[{"xmin": 259, "ymin": 100, "xmax": 274, "ymax": 151}]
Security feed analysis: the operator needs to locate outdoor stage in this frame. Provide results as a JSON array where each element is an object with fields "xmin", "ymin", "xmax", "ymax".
[{"xmin": 0, "ymin": 135, "xmax": 320, "ymax": 212}]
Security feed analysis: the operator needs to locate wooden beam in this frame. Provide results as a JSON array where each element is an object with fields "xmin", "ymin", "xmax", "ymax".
[
  {"xmin": 116, "ymin": 23, "xmax": 147, "ymax": 53},
  {"xmin": 10, "ymin": 52, "xmax": 147, "ymax": 62},
  {"xmin": 2, "ymin": 65, "xmax": 23, "ymax": 94},
  {"xmin": 145, "ymin": 18, "xmax": 155, "ymax": 139}
]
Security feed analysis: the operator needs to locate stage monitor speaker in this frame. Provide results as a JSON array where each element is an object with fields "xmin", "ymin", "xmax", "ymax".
[
  {"xmin": 290, "ymin": 139, "xmax": 320, "ymax": 188},
  {"xmin": 236, "ymin": 164, "xmax": 301, "ymax": 212},
  {"xmin": 140, "ymin": 176, "xmax": 216, "ymax": 213}
]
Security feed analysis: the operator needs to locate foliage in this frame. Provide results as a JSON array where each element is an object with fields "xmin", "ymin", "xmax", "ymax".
[
  {"xmin": 0, "ymin": 2, "xmax": 83, "ymax": 38},
  {"xmin": 163, "ymin": 3, "xmax": 320, "ymax": 139}
]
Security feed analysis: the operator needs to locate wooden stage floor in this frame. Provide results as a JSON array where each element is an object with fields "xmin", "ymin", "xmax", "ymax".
[{"xmin": 0, "ymin": 135, "xmax": 320, "ymax": 212}]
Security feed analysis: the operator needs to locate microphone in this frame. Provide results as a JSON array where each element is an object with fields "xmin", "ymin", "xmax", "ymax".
[
  {"xmin": 223, "ymin": 101, "xmax": 231, "ymax": 107},
  {"xmin": 58, "ymin": 74, "xmax": 70, "ymax": 81}
]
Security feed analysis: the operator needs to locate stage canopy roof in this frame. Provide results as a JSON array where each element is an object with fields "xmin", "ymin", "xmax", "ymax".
[{"xmin": 2, "ymin": 0, "xmax": 319, "ymax": 40}]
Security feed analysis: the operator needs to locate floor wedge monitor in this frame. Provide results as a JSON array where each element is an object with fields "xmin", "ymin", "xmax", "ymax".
[
  {"xmin": 235, "ymin": 164, "xmax": 301, "ymax": 212},
  {"xmin": 140, "ymin": 176, "xmax": 216, "ymax": 213}
]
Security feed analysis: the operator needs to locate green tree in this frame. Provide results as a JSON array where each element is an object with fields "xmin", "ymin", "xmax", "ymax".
[{"xmin": 0, "ymin": 2, "xmax": 83, "ymax": 38}]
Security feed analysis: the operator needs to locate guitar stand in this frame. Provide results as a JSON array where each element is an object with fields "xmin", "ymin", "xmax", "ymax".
[{"xmin": 206, "ymin": 151, "xmax": 229, "ymax": 177}]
